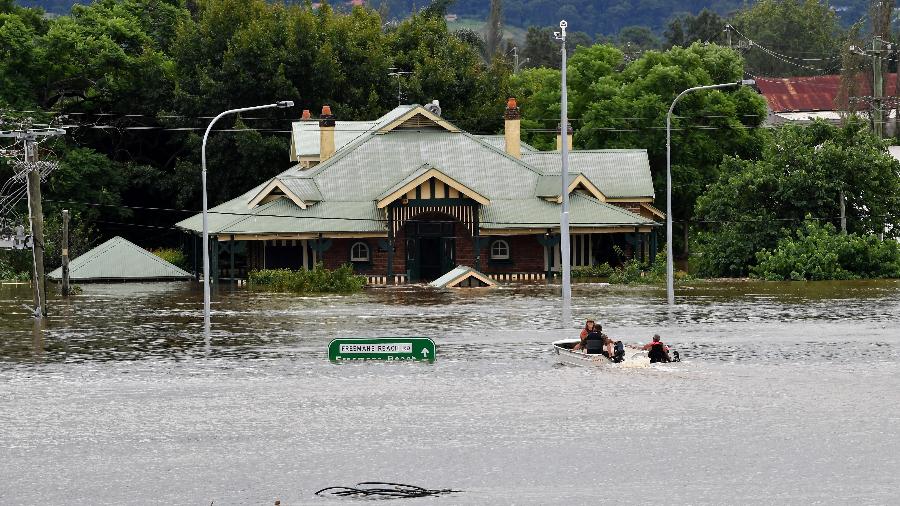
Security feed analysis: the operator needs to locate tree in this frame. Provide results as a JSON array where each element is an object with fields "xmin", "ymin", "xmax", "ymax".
[
  {"xmin": 730, "ymin": 0, "xmax": 845, "ymax": 77},
  {"xmin": 522, "ymin": 26, "xmax": 558, "ymax": 68},
  {"xmin": 483, "ymin": 0, "xmax": 503, "ymax": 61},
  {"xmin": 693, "ymin": 119, "xmax": 900, "ymax": 277},
  {"xmin": 576, "ymin": 43, "xmax": 768, "ymax": 238},
  {"xmin": 615, "ymin": 25, "xmax": 660, "ymax": 52},
  {"xmin": 664, "ymin": 9, "xmax": 725, "ymax": 48}
]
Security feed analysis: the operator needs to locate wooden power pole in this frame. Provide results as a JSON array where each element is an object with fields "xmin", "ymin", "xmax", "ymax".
[
  {"xmin": 61, "ymin": 209, "xmax": 70, "ymax": 296},
  {"xmin": 25, "ymin": 140, "xmax": 47, "ymax": 316},
  {"xmin": 0, "ymin": 127, "xmax": 66, "ymax": 318}
]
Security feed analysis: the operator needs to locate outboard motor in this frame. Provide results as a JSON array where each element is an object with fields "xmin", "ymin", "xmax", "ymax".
[{"xmin": 612, "ymin": 341, "xmax": 625, "ymax": 363}]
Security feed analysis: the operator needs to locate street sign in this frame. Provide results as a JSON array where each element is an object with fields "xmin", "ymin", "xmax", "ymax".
[{"xmin": 328, "ymin": 337, "xmax": 435, "ymax": 363}]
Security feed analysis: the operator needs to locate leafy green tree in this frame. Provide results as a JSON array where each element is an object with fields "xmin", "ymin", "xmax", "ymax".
[
  {"xmin": 730, "ymin": 0, "xmax": 845, "ymax": 76},
  {"xmin": 693, "ymin": 119, "xmax": 900, "ymax": 277},
  {"xmin": 752, "ymin": 220, "xmax": 900, "ymax": 280},
  {"xmin": 577, "ymin": 43, "xmax": 767, "ymax": 235}
]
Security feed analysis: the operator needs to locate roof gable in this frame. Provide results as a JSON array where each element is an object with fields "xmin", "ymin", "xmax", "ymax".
[
  {"xmin": 376, "ymin": 164, "xmax": 490, "ymax": 208},
  {"xmin": 376, "ymin": 106, "xmax": 461, "ymax": 134},
  {"xmin": 534, "ymin": 173, "xmax": 607, "ymax": 202},
  {"xmin": 248, "ymin": 178, "xmax": 322, "ymax": 209}
]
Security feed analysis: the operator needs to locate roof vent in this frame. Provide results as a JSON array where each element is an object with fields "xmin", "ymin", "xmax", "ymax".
[{"xmin": 424, "ymin": 100, "xmax": 442, "ymax": 117}]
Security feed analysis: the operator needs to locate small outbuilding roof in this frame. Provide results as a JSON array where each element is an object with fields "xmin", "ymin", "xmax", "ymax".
[
  {"xmin": 429, "ymin": 265, "xmax": 496, "ymax": 288},
  {"xmin": 48, "ymin": 236, "xmax": 191, "ymax": 282}
]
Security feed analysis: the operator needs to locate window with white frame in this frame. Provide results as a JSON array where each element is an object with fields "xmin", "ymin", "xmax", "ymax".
[
  {"xmin": 490, "ymin": 239, "xmax": 510, "ymax": 260},
  {"xmin": 350, "ymin": 241, "xmax": 370, "ymax": 262}
]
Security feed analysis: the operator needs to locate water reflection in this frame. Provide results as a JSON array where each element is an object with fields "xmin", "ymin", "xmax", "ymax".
[{"xmin": 1, "ymin": 279, "xmax": 899, "ymax": 366}]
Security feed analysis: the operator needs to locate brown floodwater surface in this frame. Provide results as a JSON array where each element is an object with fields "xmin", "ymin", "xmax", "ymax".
[{"xmin": 1, "ymin": 280, "xmax": 899, "ymax": 504}]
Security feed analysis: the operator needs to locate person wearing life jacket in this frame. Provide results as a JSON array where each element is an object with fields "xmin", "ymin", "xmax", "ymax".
[
  {"xmin": 574, "ymin": 319, "xmax": 614, "ymax": 358},
  {"xmin": 642, "ymin": 334, "xmax": 671, "ymax": 363}
]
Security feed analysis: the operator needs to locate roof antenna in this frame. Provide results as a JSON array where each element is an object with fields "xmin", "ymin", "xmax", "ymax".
[{"xmin": 388, "ymin": 67, "xmax": 411, "ymax": 106}]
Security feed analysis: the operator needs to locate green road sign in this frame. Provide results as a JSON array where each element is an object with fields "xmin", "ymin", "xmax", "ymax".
[{"xmin": 328, "ymin": 337, "xmax": 435, "ymax": 363}]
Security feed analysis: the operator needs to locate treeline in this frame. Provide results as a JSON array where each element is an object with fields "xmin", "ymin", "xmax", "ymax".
[
  {"xmin": 18, "ymin": 0, "xmax": 872, "ymax": 38},
  {"xmin": 2, "ymin": 0, "xmax": 899, "ymax": 281}
]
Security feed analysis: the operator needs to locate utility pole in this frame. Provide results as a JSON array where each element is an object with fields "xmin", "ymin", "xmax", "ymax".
[
  {"xmin": 0, "ymin": 127, "xmax": 65, "ymax": 318},
  {"xmin": 725, "ymin": 24, "xmax": 732, "ymax": 48},
  {"xmin": 61, "ymin": 209, "xmax": 70, "ymax": 296},
  {"xmin": 851, "ymin": 36, "xmax": 894, "ymax": 138}
]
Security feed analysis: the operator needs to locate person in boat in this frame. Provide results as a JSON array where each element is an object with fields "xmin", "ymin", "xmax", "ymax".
[
  {"xmin": 642, "ymin": 334, "xmax": 671, "ymax": 363},
  {"xmin": 574, "ymin": 319, "xmax": 614, "ymax": 358}
]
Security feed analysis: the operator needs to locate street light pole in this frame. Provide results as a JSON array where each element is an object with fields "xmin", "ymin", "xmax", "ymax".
[
  {"xmin": 555, "ymin": 20, "xmax": 571, "ymax": 327},
  {"xmin": 666, "ymin": 80, "xmax": 754, "ymax": 305},
  {"xmin": 202, "ymin": 101, "xmax": 294, "ymax": 330}
]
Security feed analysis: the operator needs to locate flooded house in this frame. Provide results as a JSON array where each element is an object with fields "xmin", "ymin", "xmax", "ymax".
[{"xmin": 176, "ymin": 99, "xmax": 662, "ymax": 283}]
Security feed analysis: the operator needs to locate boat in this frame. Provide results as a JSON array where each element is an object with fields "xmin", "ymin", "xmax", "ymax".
[{"xmin": 551, "ymin": 338, "xmax": 652, "ymax": 368}]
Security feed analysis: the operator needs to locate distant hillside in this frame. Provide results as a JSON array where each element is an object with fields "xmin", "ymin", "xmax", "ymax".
[{"xmin": 16, "ymin": 0, "xmax": 871, "ymax": 36}]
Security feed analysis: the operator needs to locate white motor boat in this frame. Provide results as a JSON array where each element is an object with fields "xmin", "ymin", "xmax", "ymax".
[{"xmin": 551, "ymin": 338, "xmax": 653, "ymax": 368}]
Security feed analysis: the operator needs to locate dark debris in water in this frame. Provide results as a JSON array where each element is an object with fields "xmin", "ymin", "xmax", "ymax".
[{"xmin": 314, "ymin": 482, "xmax": 461, "ymax": 499}]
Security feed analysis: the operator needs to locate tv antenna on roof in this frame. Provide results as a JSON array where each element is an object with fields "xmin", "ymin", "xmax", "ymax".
[{"xmin": 388, "ymin": 67, "xmax": 411, "ymax": 106}]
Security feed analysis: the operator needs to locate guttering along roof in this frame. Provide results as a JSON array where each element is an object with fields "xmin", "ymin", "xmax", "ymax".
[{"xmin": 47, "ymin": 236, "xmax": 191, "ymax": 281}]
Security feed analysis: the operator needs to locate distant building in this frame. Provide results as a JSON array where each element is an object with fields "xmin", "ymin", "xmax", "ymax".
[
  {"xmin": 177, "ymin": 99, "xmax": 662, "ymax": 283},
  {"xmin": 756, "ymin": 74, "xmax": 898, "ymax": 134}
]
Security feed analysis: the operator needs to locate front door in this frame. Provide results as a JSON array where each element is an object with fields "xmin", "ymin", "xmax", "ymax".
[
  {"xmin": 419, "ymin": 237, "xmax": 442, "ymax": 281},
  {"xmin": 405, "ymin": 218, "xmax": 458, "ymax": 282}
]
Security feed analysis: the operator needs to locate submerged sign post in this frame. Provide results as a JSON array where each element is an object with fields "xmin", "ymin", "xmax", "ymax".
[{"xmin": 329, "ymin": 337, "xmax": 435, "ymax": 363}]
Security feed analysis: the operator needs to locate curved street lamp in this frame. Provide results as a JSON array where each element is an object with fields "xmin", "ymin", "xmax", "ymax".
[
  {"xmin": 202, "ymin": 101, "xmax": 294, "ymax": 330},
  {"xmin": 666, "ymin": 80, "xmax": 754, "ymax": 305}
]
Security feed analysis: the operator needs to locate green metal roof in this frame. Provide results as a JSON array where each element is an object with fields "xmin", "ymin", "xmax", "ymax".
[
  {"xmin": 47, "ymin": 236, "xmax": 191, "ymax": 281},
  {"xmin": 481, "ymin": 193, "xmax": 656, "ymax": 230},
  {"xmin": 279, "ymin": 177, "xmax": 322, "ymax": 202},
  {"xmin": 290, "ymin": 105, "xmax": 415, "ymax": 159},
  {"xmin": 178, "ymin": 197, "xmax": 385, "ymax": 235},
  {"xmin": 522, "ymin": 150, "xmax": 655, "ymax": 199},
  {"xmin": 297, "ymin": 130, "xmax": 542, "ymax": 201},
  {"xmin": 177, "ymin": 105, "xmax": 657, "ymax": 236}
]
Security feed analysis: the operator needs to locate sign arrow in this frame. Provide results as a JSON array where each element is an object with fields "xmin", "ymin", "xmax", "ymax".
[{"xmin": 421, "ymin": 348, "xmax": 429, "ymax": 358}]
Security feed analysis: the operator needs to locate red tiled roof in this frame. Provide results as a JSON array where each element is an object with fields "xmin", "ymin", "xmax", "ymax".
[{"xmin": 756, "ymin": 74, "xmax": 898, "ymax": 113}]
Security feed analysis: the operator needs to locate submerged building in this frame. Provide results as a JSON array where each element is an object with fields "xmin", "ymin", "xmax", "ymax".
[{"xmin": 177, "ymin": 100, "xmax": 662, "ymax": 283}]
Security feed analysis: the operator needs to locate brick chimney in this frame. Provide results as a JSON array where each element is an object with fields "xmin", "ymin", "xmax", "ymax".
[
  {"xmin": 504, "ymin": 97, "xmax": 521, "ymax": 159},
  {"xmin": 319, "ymin": 105, "xmax": 335, "ymax": 161},
  {"xmin": 556, "ymin": 122, "xmax": 573, "ymax": 151}
]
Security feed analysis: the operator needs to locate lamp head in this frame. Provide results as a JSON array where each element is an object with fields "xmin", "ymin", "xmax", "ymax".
[{"xmin": 276, "ymin": 100, "xmax": 295, "ymax": 109}]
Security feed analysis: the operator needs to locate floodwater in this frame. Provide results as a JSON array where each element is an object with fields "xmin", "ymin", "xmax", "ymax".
[{"xmin": 1, "ymin": 280, "xmax": 899, "ymax": 505}]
